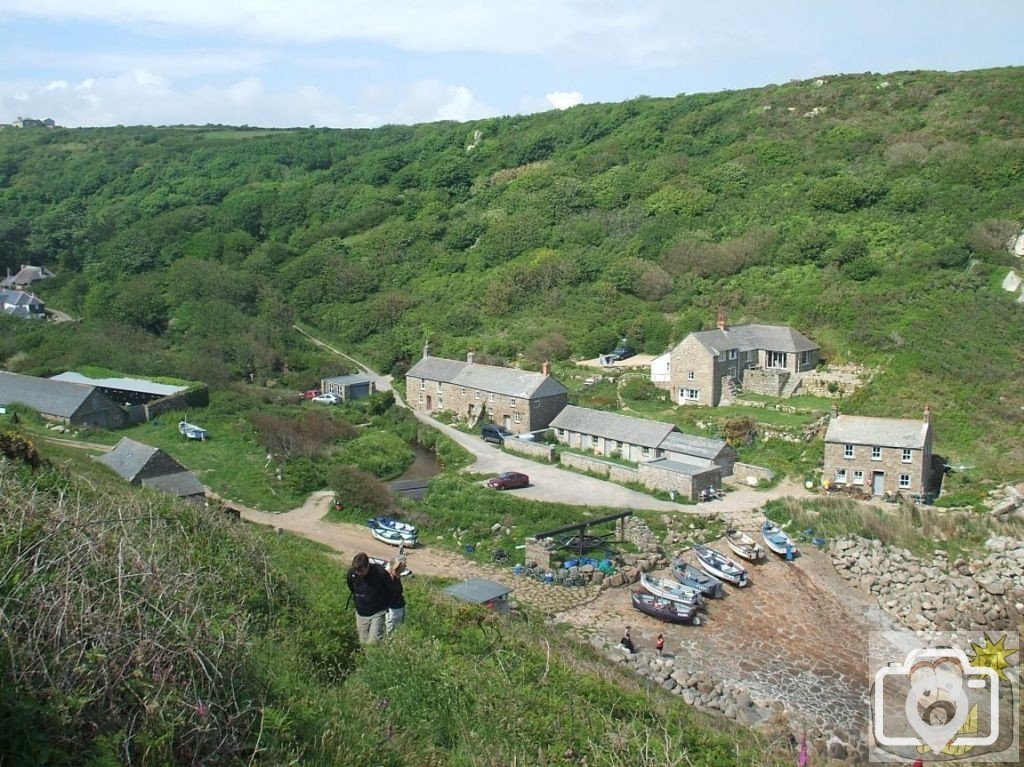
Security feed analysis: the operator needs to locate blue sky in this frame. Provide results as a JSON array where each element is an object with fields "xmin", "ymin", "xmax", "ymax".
[{"xmin": 1, "ymin": 1, "xmax": 1021, "ymax": 129}]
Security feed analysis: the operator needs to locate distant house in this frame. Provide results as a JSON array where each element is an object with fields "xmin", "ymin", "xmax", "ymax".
[
  {"xmin": 0, "ymin": 289, "xmax": 46, "ymax": 320},
  {"xmin": 549, "ymin": 405, "xmax": 736, "ymax": 473},
  {"xmin": 320, "ymin": 373, "xmax": 376, "ymax": 401},
  {"xmin": 50, "ymin": 372, "xmax": 189, "ymax": 406},
  {"xmin": 661, "ymin": 312, "xmax": 820, "ymax": 406},
  {"xmin": 96, "ymin": 437, "xmax": 206, "ymax": 499},
  {"xmin": 0, "ymin": 371, "xmax": 128, "ymax": 429},
  {"xmin": 1, "ymin": 264, "xmax": 55, "ymax": 289},
  {"xmin": 650, "ymin": 352, "xmax": 671, "ymax": 386},
  {"xmin": 823, "ymin": 405, "xmax": 934, "ymax": 496},
  {"xmin": 405, "ymin": 345, "xmax": 568, "ymax": 434}
]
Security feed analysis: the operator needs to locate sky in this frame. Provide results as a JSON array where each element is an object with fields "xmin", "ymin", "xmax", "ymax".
[{"xmin": 1, "ymin": 1, "xmax": 1022, "ymax": 130}]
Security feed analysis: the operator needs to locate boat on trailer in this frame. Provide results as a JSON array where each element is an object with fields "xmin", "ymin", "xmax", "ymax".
[
  {"xmin": 671, "ymin": 558, "xmax": 725, "ymax": 598},
  {"xmin": 725, "ymin": 528, "xmax": 764, "ymax": 562},
  {"xmin": 692, "ymin": 544, "xmax": 749, "ymax": 587},
  {"xmin": 761, "ymin": 520, "xmax": 797, "ymax": 558},
  {"xmin": 639, "ymin": 570, "xmax": 703, "ymax": 607},
  {"xmin": 630, "ymin": 588, "xmax": 701, "ymax": 625}
]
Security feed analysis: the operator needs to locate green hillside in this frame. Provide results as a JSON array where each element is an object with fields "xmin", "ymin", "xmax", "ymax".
[{"xmin": 1, "ymin": 67, "xmax": 1023, "ymax": 477}]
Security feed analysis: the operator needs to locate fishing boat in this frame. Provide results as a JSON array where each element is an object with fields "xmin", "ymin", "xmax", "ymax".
[
  {"xmin": 178, "ymin": 420, "xmax": 209, "ymax": 440},
  {"xmin": 725, "ymin": 528, "xmax": 764, "ymax": 562},
  {"xmin": 761, "ymin": 520, "xmax": 797, "ymax": 558},
  {"xmin": 639, "ymin": 570, "xmax": 703, "ymax": 607},
  {"xmin": 631, "ymin": 588, "xmax": 701, "ymax": 625},
  {"xmin": 671, "ymin": 558, "xmax": 725, "ymax": 598},
  {"xmin": 692, "ymin": 544, "xmax": 749, "ymax": 587},
  {"xmin": 367, "ymin": 516, "xmax": 418, "ymax": 547}
]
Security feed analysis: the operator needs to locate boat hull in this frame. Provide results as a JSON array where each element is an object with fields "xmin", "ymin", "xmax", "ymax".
[
  {"xmin": 693, "ymin": 545, "xmax": 748, "ymax": 587},
  {"xmin": 761, "ymin": 522, "xmax": 796, "ymax": 558},
  {"xmin": 725, "ymin": 530, "xmax": 763, "ymax": 562},
  {"xmin": 631, "ymin": 589, "xmax": 701, "ymax": 625},
  {"xmin": 671, "ymin": 558, "xmax": 725, "ymax": 598},
  {"xmin": 370, "ymin": 527, "xmax": 416, "ymax": 547},
  {"xmin": 640, "ymin": 571, "xmax": 702, "ymax": 606}
]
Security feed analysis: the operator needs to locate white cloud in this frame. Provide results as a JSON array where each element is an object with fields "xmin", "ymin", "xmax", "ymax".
[{"xmin": 546, "ymin": 91, "xmax": 582, "ymax": 110}]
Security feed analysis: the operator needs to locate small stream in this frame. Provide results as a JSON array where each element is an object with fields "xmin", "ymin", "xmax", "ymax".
[{"xmin": 395, "ymin": 442, "xmax": 443, "ymax": 482}]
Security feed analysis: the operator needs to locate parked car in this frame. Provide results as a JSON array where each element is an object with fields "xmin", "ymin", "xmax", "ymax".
[
  {"xmin": 607, "ymin": 338, "xmax": 635, "ymax": 362},
  {"xmin": 311, "ymin": 392, "xmax": 340, "ymax": 405},
  {"xmin": 481, "ymin": 424, "xmax": 513, "ymax": 444},
  {"xmin": 302, "ymin": 388, "xmax": 321, "ymax": 399},
  {"xmin": 487, "ymin": 471, "xmax": 529, "ymax": 490}
]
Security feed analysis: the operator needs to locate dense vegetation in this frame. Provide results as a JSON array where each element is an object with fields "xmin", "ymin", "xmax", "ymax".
[
  {"xmin": 0, "ymin": 439, "xmax": 791, "ymax": 766},
  {"xmin": 2, "ymin": 67, "xmax": 1023, "ymax": 477}
]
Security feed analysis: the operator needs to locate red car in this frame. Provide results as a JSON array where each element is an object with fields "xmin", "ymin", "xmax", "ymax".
[{"xmin": 487, "ymin": 472, "xmax": 529, "ymax": 490}]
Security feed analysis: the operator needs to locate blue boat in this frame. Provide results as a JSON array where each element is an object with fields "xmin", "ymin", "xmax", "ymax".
[
  {"xmin": 178, "ymin": 420, "xmax": 209, "ymax": 440},
  {"xmin": 761, "ymin": 520, "xmax": 797, "ymax": 559},
  {"xmin": 367, "ymin": 516, "xmax": 418, "ymax": 547},
  {"xmin": 671, "ymin": 558, "xmax": 725, "ymax": 598}
]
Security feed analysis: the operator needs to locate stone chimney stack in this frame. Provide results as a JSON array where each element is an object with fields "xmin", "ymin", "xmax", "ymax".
[
  {"xmin": 467, "ymin": 351, "xmax": 475, "ymax": 364},
  {"xmin": 717, "ymin": 308, "xmax": 727, "ymax": 331},
  {"xmin": 831, "ymin": 402, "xmax": 840, "ymax": 419},
  {"xmin": 423, "ymin": 340, "xmax": 432, "ymax": 359},
  {"xmin": 923, "ymin": 405, "xmax": 931, "ymax": 424},
  {"xmin": 542, "ymin": 360, "xmax": 550, "ymax": 376}
]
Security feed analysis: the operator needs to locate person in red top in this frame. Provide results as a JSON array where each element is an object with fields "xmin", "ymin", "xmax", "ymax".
[{"xmin": 656, "ymin": 634, "xmax": 665, "ymax": 656}]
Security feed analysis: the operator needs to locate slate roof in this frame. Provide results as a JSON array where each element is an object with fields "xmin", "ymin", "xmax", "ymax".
[
  {"xmin": 322, "ymin": 374, "xmax": 374, "ymax": 386},
  {"xmin": 0, "ymin": 290, "xmax": 45, "ymax": 318},
  {"xmin": 1, "ymin": 265, "xmax": 54, "ymax": 288},
  {"xmin": 550, "ymin": 405, "xmax": 676, "ymax": 447},
  {"xmin": 406, "ymin": 356, "xmax": 568, "ymax": 399},
  {"xmin": 50, "ymin": 372, "xmax": 188, "ymax": 397},
  {"xmin": 96, "ymin": 438, "xmax": 185, "ymax": 482},
  {"xmin": 824, "ymin": 415, "xmax": 930, "ymax": 449},
  {"xmin": 689, "ymin": 324, "xmax": 818, "ymax": 355},
  {"xmin": 659, "ymin": 432, "xmax": 731, "ymax": 459},
  {"xmin": 443, "ymin": 578, "xmax": 512, "ymax": 604},
  {"xmin": 141, "ymin": 472, "xmax": 206, "ymax": 497},
  {"xmin": 0, "ymin": 371, "xmax": 99, "ymax": 417},
  {"xmin": 644, "ymin": 458, "xmax": 720, "ymax": 477}
]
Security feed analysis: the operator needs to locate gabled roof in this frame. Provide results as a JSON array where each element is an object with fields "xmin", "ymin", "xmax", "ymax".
[
  {"xmin": 0, "ymin": 290, "xmax": 44, "ymax": 308},
  {"xmin": 824, "ymin": 415, "xmax": 930, "ymax": 450},
  {"xmin": 96, "ymin": 438, "xmax": 186, "ymax": 482},
  {"xmin": 659, "ymin": 432, "xmax": 732, "ymax": 459},
  {"xmin": 688, "ymin": 323, "xmax": 818, "ymax": 355},
  {"xmin": 50, "ymin": 372, "xmax": 188, "ymax": 397},
  {"xmin": 406, "ymin": 356, "xmax": 568, "ymax": 399},
  {"xmin": 550, "ymin": 405, "xmax": 677, "ymax": 447},
  {"xmin": 141, "ymin": 472, "xmax": 206, "ymax": 497},
  {"xmin": 0, "ymin": 371, "xmax": 103, "ymax": 417},
  {"xmin": 1, "ymin": 265, "xmax": 54, "ymax": 288}
]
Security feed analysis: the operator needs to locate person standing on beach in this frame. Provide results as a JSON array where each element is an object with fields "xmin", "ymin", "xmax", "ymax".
[
  {"xmin": 385, "ymin": 558, "xmax": 406, "ymax": 635},
  {"xmin": 655, "ymin": 634, "xmax": 665, "ymax": 656},
  {"xmin": 346, "ymin": 552, "xmax": 391, "ymax": 644}
]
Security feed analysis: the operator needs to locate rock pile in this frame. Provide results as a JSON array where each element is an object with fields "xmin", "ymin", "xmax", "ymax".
[{"xmin": 830, "ymin": 535, "xmax": 1024, "ymax": 632}]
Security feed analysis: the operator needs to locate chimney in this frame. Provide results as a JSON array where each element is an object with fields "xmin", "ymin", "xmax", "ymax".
[
  {"xmin": 831, "ymin": 402, "xmax": 839, "ymax": 419},
  {"xmin": 542, "ymin": 360, "xmax": 550, "ymax": 376},
  {"xmin": 467, "ymin": 351, "xmax": 475, "ymax": 364},
  {"xmin": 923, "ymin": 405, "xmax": 931, "ymax": 424},
  {"xmin": 717, "ymin": 308, "xmax": 727, "ymax": 331},
  {"xmin": 423, "ymin": 340, "xmax": 432, "ymax": 359}
]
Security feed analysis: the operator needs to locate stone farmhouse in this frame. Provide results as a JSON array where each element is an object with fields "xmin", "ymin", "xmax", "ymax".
[
  {"xmin": 405, "ymin": 345, "xmax": 568, "ymax": 434},
  {"xmin": 96, "ymin": 438, "xmax": 206, "ymax": 500},
  {"xmin": 658, "ymin": 312, "xmax": 820, "ymax": 407},
  {"xmin": 548, "ymin": 404, "xmax": 736, "ymax": 499},
  {"xmin": 823, "ymin": 405, "xmax": 934, "ymax": 497}
]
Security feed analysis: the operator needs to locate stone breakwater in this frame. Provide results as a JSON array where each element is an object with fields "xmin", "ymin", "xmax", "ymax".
[{"xmin": 829, "ymin": 535, "xmax": 1024, "ymax": 632}]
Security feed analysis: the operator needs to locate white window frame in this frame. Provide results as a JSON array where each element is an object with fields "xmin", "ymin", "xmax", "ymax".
[
  {"xmin": 459, "ymin": 387, "xmax": 466, "ymax": 396},
  {"xmin": 687, "ymin": 371, "xmax": 695, "ymax": 381},
  {"xmin": 844, "ymin": 444, "xmax": 854, "ymax": 459},
  {"xmin": 475, "ymin": 390, "xmax": 480, "ymax": 399},
  {"xmin": 728, "ymin": 349, "xmax": 737, "ymax": 360},
  {"xmin": 488, "ymin": 393, "xmax": 495, "ymax": 402},
  {"xmin": 834, "ymin": 468, "xmax": 847, "ymax": 484},
  {"xmin": 641, "ymin": 446, "xmax": 650, "ymax": 457},
  {"xmin": 871, "ymin": 446, "xmax": 882, "ymax": 461},
  {"xmin": 853, "ymin": 470, "xmax": 864, "ymax": 485},
  {"xmin": 902, "ymin": 448, "xmax": 912, "ymax": 463},
  {"xmin": 513, "ymin": 412, "xmax": 522, "ymax": 424},
  {"xmin": 899, "ymin": 474, "xmax": 911, "ymax": 489},
  {"xmin": 591, "ymin": 435, "xmax": 599, "ymax": 447},
  {"xmin": 557, "ymin": 428, "xmax": 565, "ymax": 438},
  {"xmin": 436, "ymin": 381, "xmax": 442, "ymax": 393},
  {"xmin": 420, "ymin": 380, "xmax": 425, "ymax": 390},
  {"xmin": 683, "ymin": 388, "xmax": 700, "ymax": 401},
  {"xmin": 510, "ymin": 398, "xmax": 517, "ymax": 409}
]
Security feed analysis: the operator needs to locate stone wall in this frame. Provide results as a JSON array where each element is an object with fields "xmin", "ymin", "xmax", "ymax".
[
  {"xmin": 558, "ymin": 452, "xmax": 639, "ymax": 484},
  {"xmin": 728, "ymin": 462, "xmax": 776, "ymax": 486},
  {"xmin": 742, "ymin": 368, "xmax": 788, "ymax": 397},
  {"xmin": 829, "ymin": 535, "xmax": 1024, "ymax": 632},
  {"xmin": 503, "ymin": 438, "xmax": 555, "ymax": 461},
  {"xmin": 637, "ymin": 461, "xmax": 719, "ymax": 501}
]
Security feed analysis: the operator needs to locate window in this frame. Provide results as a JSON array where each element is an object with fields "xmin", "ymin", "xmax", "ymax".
[
  {"xmin": 641, "ymin": 446, "xmax": 650, "ymax": 457},
  {"xmin": 615, "ymin": 441, "xmax": 623, "ymax": 450},
  {"xmin": 436, "ymin": 381, "xmax": 442, "ymax": 392},
  {"xmin": 899, "ymin": 474, "xmax": 911, "ymax": 489},
  {"xmin": 682, "ymin": 388, "xmax": 700, "ymax": 401},
  {"xmin": 475, "ymin": 390, "xmax": 480, "ymax": 399},
  {"xmin": 459, "ymin": 387, "xmax": 466, "ymax": 396},
  {"xmin": 557, "ymin": 428, "xmax": 565, "ymax": 438},
  {"xmin": 801, "ymin": 350, "xmax": 812, "ymax": 366},
  {"xmin": 591, "ymin": 435, "xmax": 599, "ymax": 447},
  {"xmin": 417, "ymin": 394, "xmax": 423, "ymax": 404},
  {"xmin": 655, "ymin": 448, "xmax": 664, "ymax": 458},
  {"xmin": 902, "ymin": 448, "xmax": 912, "ymax": 463},
  {"xmin": 871, "ymin": 446, "xmax": 882, "ymax": 461},
  {"xmin": 513, "ymin": 412, "xmax": 522, "ymax": 424},
  {"xmin": 853, "ymin": 470, "xmax": 864, "ymax": 485},
  {"xmin": 687, "ymin": 371, "xmax": 695, "ymax": 381},
  {"xmin": 728, "ymin": 349, "xmax": 737, "ymax": 360},
  {"xmin": 834, "ymin": 468, "xmax": 847, "ymax": 484},
  {"xmin": 844, "ymin": 444, "xmax": 854, "ymax": 459},
  {"xmin": 767, "ymin": 351, "xmax": 787, "ymax": 368},
  {"xmin": 747, "ymin": 350, "xmax": 756, "ymax": 362},
  {"xmin": 419, "ymin": 380, "xmax": 425, "ymax": 390},
  {"xmin": 488, "ymin": 393, "xmax": 495, "ymax": 402},
  {"xmin": 510, "ymin": 398, "xmax": 517, "ymax": 409}
]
